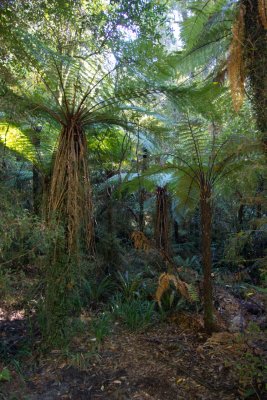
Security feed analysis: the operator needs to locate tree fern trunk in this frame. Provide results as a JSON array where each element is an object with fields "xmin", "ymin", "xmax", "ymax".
[
  {"xmin": 155, "ymin": 186, "xmax": 170, "ymax": 257},
  {"xmin": 200, "ymin": 184, "xmax": 214, "ymax": 334},
  {"xmin": 44, "ymin": 120, "xmax": 95, "ymax": 345},
  {"xmin": 243, "ymin": 0, "xmax": 267, "ymax": 152},
  {"xmin": 48, "ymin": 122, "xmax": 94, "ymax": 255}
]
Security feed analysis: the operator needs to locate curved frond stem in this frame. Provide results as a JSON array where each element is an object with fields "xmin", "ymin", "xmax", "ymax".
[
  {"xmin": 213, "ymin": 164, "xmax": 243, "ymax": 185},
  {"xmin": 52, "ymin": 57, "xmax": 71, "ymax": 117},
  {"xmin": 207, "ymin": 137, "xmax": 230, "ymax": 182},
  {"xmin": 71, "ymin": 74, "xmax": 80, "ymax": 115},
  {"xmin": 210, "ymin": 153, "xmax": 237, "ymax": 184},
  {"xmin": 86, "ymin": 87, "xmax": 156, "ymax": 116},
  {"xmin": 184, "ymin": 34, "xmax": 231, "ymax": 59},
  {"xmin": 36, "ymin": 71, "xmax": 66, "ymax": 117},
  {"xmin": 166, "ymin": 152, "xmax": 200, "ymax": 185},
  {"xmin": 76, "ymin": 66, "xmax": 118, "ymax": 115},
  {"xmin": 33, "ymin": 104, "xmax": 64, "ymax": 126},
  {"xmin": 186, "ymin": 112, "xmax": 204, "ymax": 179},
  {"xmin": 183, "ymin": 176, "xmax": 197, "ymax": 210}
]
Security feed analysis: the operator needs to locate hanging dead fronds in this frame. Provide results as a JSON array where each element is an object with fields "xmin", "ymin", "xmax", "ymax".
[
  {"xmin": 155, "ymin": 272, "xmax": 192, "ymax": 306},
  {"xmin": 258, "ymin": 0, "xmax": 267, "ymax": 29},
  {"xmin": 131, "ymin": 230, "xmax": 151, "ymax": 251},
  {"xmin": 48, "ymin": 122, "xmax": 95, "ymax": 256},
  {"xmin": 228, "ymin": 5, "xmax": 246, "ymax": 112}
]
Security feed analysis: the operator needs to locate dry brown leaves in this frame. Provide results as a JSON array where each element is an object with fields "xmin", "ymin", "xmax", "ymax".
[
  {"xmin": 131, "ymin": 231, "xmax": 151, "ymax": 252},
  {"xmin": 155, "ymin": 272, "xmax": 192, "ymax": 306}
]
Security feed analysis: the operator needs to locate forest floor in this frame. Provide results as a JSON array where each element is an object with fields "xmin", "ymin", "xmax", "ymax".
[{"xmin": 1, "ymin": 303, "xmax": 266, "ymax": 400}]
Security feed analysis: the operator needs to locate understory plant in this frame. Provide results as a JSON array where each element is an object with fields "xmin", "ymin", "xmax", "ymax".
[{"xmin": 111, "ymin": 294, "xmax": 155, "ymax": 331}]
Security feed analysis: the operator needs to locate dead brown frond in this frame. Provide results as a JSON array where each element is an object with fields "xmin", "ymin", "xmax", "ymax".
[
  {"xmin": 258, "ymin": 0, "xmax": 267, "ymax": 29},
  {"xmin": 228, "ymin": 4, "xmax": 246, "ymax": 112},
  {"xmin": 131, "ymin": 231, "xmax": 151, "ymax": 251},
  {"xmin": 155, "ymin": 272, "xmax": 192, "ymax": 306}
]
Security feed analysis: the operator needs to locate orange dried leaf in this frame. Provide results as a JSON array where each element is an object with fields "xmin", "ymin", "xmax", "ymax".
[{"xmin": 131, "ymin": 231, "xmax": 151, "ymax": 252}]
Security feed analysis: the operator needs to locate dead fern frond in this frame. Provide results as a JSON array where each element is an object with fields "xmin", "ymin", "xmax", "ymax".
[
  {"xmin": 155, "ymin": 273, "xmax": 171, "ymax": 305},
  {"xmin": 228, "ymin": 4, "xmax": 246, "ymax": 112},
  {"xmin": 131, "ymin": 231, "xmax": 151, "ymax": 252},
  {"xmin": 258, "ymin": 0, "xmax": 267, "ymax": 29},
  {"xmin": 155, "ymin": 272, "xmax": 192, "ymax": 306}
]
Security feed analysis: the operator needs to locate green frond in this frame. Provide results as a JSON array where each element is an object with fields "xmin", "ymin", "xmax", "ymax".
[
  {"xmin": 180, "ymin": 0, "xmax": 232, "ymax": 51},
  {"xmin": 163, "ymin": 82, "xmax": 226, "ymax": 120},
  {"xmin": 0, "ymin": 123, "xmax": 37, "ymax": 163},
  {"xmin": 175, "ymin": 0, "xmax": 235, "ymax": 76}
]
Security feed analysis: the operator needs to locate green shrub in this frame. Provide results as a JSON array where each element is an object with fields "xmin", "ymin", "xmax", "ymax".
[
  {"xmin": 116, "ymin": 271, "xmax": 144, "ymax": 301},
  {"xmin": 82, "ymin": 275, "xmax": 116, "ymax": 305},
  {"xmin": 0, "ymin": 367, "xmax": 11, "ymax": 382},
  {"xmin": 0, "ymin": 268, "xmax": 12, "ymax": 299},
  {"xmin": 91, "ymin": 313, "xmax": 112, "ymax": 343},
  {"xmin": 111, "ymin": 294, "xmax": 155, "ymax": 331}
]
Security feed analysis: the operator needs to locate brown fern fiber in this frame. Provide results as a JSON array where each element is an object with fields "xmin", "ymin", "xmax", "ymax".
[
  {"xmin": 228, "ymin": 4, "xmax": 246, "ymax": 112},
  {"xmin": 48, "ymin": 121, "xmax": 94, "ymax": 256},
  {"xmin": 258, "ymin": 0, "xmax": 267, "ymax": 29}
]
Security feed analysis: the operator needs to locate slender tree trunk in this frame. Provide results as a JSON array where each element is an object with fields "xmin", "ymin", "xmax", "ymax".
[
  {"xmin": 174, "ymin": 220, "xmax": 179, "ymax": 244},
  {"xmin": 32, "ymin": 135, "xmax": 43, "ymax": 216},
  {"xmin": 155, "ymin": 186, "xmax": 170, "ymax": 257},
  {"xmin": 238, "ymin": 203, "xmax": 244, "ymax": 228},
  {"xmin": 139, "ymin": 189, "xmax": 145, "ymax": 232},
  {"xmin": 200, "ymin": 184, "xmax": 214, "ymax": 334},
  {"xmin": 138, "ymin": 148, "xmax": 149, "ymax": 232},
  {"xmin": 33, "ymin": 165, "xmax": 43, "ymax": 215},
  {"xmin": 107, "ymin": 186, "xmax": 114, "ymax": 235}
]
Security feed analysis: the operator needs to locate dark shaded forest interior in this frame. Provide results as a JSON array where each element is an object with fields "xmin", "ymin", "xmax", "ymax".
[{"xmin": 0, "ymin": 0, "xmax": 266, "ymax": 399}]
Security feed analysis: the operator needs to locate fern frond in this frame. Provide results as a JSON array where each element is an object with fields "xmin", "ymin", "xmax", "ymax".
[{"xmin": 0, "ymin": 123, "xmax": 36, "ymax": 163}]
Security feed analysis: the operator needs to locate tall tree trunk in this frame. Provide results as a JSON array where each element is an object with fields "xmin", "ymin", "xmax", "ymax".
[
  {"xmin": 33, "ymin": 165, "xmax": 43, "ymax": 215},
  {"xmin": 32, "ymin": 135, "xmax": 43, "ymax": 215},
  {"xmin": 243, "ymin": 0, "xmax": 267, "ymax": 152},
  {"xmin": 31, "ymin": 127, "xmax": 44, "ymax": 215},
  {"xmin": 200, "ymin": 184, "xmax": 214, "ymax": 334},
  {"xmin": 138, "ymin": 148, "xmax": 149, "ymax": 232},
  {"xmin": 238, "ymin": 203, "xmax": 244, "ymax": 228},
  {"xmin": 107, "ymin": 186, "xmax": 114, "ymax": 236},
  {"xmin": 174, "ymin": 220, "xmax": 179, "ymax": 244},
  {"xmin": 139, "ymin": 189, "xmax": 145, "ymax": 232},
  {"xmin": 155, "ymin": 186, "xmax": 170, "ymax": 257}
]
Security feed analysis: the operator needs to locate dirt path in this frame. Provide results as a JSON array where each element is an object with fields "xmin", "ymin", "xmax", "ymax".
[{"xmin": 1, "ymin": 311, "xmax": 266, "ymax": 400}]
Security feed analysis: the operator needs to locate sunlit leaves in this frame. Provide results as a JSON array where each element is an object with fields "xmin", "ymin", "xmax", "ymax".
[{"xmin": 0, "ymin": 123, "xmax": 36, "ymax": 163}]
